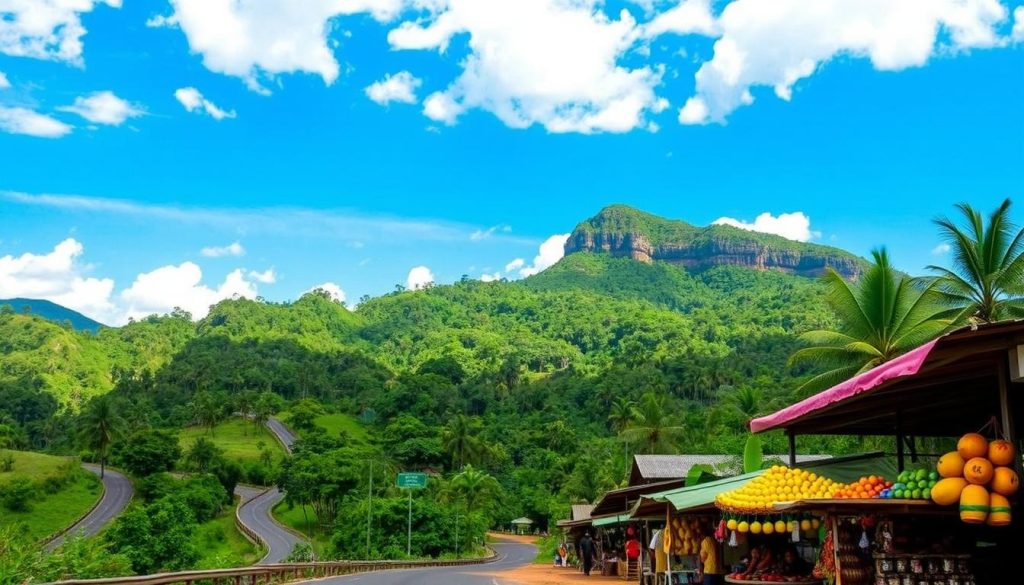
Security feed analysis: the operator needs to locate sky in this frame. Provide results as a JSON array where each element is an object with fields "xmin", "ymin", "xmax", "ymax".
[{"xmin": 0, "ymin": 0, "xmax": 1022, "ymax": 326}]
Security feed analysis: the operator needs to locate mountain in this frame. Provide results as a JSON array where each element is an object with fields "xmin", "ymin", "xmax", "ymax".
[
  {"xmin": 0, "ymin": 298, "xmax": 106, "ymax": 332},
  {"xmin": 564, "ymin": 205, "xmax": 864, "ymax": 278}
]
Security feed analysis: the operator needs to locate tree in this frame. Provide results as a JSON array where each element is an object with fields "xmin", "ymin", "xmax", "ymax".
[
  {"xmin": 114, "ymin": 429, "xmax": 181, "ymax": 477},
  {"xmin": 620, "ymin": 393, "xmax": 686, "ymax": 454},
  {"xmin": 106, "ymin": 497, "xmax": 198, "ymax": 573},
  {"xmin": 928, "ymin": 199, "xmax": 1024, "ymax": 323},
  {"xmin": 607, "ymin": 397, "xmax": 637, "ymax": 433},
  {"xmin": 185, "ymin": 437, "xmax": 222, "ymax": 473},
  {"xmin": 790, "ymin": 248, "xmax": 954, "ymax": 393},
  {"xmin": 76, "ymin": 396, "xmax": 126, "ymax": 479},
  {"xmin": 450, "ymin": 464, "xmax": 502, "ymax": 515},
  {"xmin": 287, "ymin": 398, "xmax": 325, "ymax": 433},
  {"xmin": 252, "ymin": 391, "xmax": 283, "ymax": 433},
  {"xmin": 442, "ymin": 414, "xmax": 485, "ymax": 469}
]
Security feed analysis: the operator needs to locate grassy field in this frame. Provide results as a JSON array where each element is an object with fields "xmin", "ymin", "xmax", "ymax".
[
  {"xmin": 311, "ymin": 413, "xmax": 368, "ymax": 441},
  {"xmin": 272, "ymin": 500, "xmax": 332, "ymax": 558},
  {"xmin": 179, "ymin": 418, "xmax": 287, "ymax": 464},
  {"xmin": 191, "ymin": 505, "xmax": 264, "ymax": 569},
  {"xmin": 0, "ymin": 450, "xmax": 103, "ymax": 542}
]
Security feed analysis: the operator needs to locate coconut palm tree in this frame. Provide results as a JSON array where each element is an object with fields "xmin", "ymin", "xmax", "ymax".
[
  {"xmin": 928, "ymin": 199, "xmax": 1024, "ymax": 323},
  {"xmin": 620, "ymin": 393, "xmax": 686, "ymax": 454},
  {"xmin": 607, "ymin": 397, "xmax": 638, "ymax": 433},
  {"xmin": 450, "ymin": 464, "xmax": 502, "ymax": 514},
  {"xmin": 76, "ymin": 396, "xmax": 126, "ymax": 479},
  {"xmin": 790, "ymin": 248, "xmax": 953, "ymax": 394},
  {"xmin": 442, "ymin": 414, "xmax": 485, "ymax": 469}
]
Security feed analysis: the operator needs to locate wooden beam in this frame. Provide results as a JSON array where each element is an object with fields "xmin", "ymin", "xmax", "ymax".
[{"xmin": 788, "ymin": 430, "xmax": 797, "ymax": 467}]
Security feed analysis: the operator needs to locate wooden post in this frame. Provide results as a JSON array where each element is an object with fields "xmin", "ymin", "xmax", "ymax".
[
  {"xmin": 908, "ymin": 435, "xmax": 918, "ymax": 463},
  {"xmin": 788, "ymin": 430, "xmax": 797, "ymax": 467},
  {"xmin": 998, "ymin": 358, "xmax": 1023, "ymax": 480},
  {"xmin": 895, "ymin": 412, "xmax": 905, "ymax": 472}
]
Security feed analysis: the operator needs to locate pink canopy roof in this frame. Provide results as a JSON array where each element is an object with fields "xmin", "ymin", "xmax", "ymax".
[{"xmin": 749, "ymin": 339, "xmax": 940, "ymax": 434}]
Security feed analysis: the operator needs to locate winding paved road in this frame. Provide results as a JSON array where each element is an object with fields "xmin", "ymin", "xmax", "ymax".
[
  {"xmin": 266, "ymin": 417, "xmax": 296, "ymax": 453},
  {"xmin": 45, "ymin": 464, "xmax": 134, "ymax": 551},
  {"xmin": 295, "ymin": 541, "xmax": 536, "ymax": 585},
  {"xmin": 236, "ymin": 486, "xmax": 305, "ymax": 563}
]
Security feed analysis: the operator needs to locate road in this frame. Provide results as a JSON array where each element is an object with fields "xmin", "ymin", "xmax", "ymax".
[
  {"xmin": 45, "ymin": 464, "xmax": 134, "ymax": 551},
  {"xmin": 236, "ymin": 486, "xmax": 305, "ymax": 564},
  {"xmin": 294, "ymin": 541, "xmax": 536, "ymax": 585},
  {"xmin": 266, "ymin": 416, "xmax": 296, "ymax": 453}
]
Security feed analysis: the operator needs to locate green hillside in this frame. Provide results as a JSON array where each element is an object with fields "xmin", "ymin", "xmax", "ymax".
[{"xmin": 0, "ymin": 299, "xmax": 106, "ymax": 332}]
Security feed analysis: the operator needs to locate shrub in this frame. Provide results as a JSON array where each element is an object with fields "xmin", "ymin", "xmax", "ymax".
[{"xmin": 1, "ymin": 478, "xmax": 37, "ymax": 512}]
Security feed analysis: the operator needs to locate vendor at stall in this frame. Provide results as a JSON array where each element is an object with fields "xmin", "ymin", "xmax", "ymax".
[
  {"xmin": 698, "ymin": 520, "xmax": 725, "ymax": 585},
  {"xmin": 780, "ymin": 545, "xmax": 809, "ymax": 578}
]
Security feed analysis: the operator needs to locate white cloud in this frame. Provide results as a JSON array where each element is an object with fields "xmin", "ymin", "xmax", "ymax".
[
  {"xmin": 365, "ymin": 71, "xmax": 422, "ymax": 105},
  {"xmin": 0, "ymin": 71, "xmax": 9, "ymax": 89},
  {"xmin": 470, "ymin": 224, "xmax": 512, "ymax": 241},
  {"xmin": 518, "ymin": 233, "xmax": 570, "ymax": 276},
  {"xmin": 248, "ymin": 268, "xmax": 276, "ymax": 283},
  {"xmin": 1014, "ymin": 7, "xmax": 1024, "ymax": 41},
  {"xmin": 174, "ymin": 87, "xmax": 236, "ymax": 120},
  {"xmin": 679, "ymin": 0, "xmax": 1009, "ymax": 125},
  {"xmin": 0, "ymin": 106, "xmax": 72, "ymax": 138},
  {"xmin": 504, "ymin": 258, "xmax": 525, "ymax": 273},
  {"xmin": 406, "ymin": 265, "xmax": 435, "ymax": 290},
  {"xmin": 161, "ymin": 0, "xmax": 405, "ymax": 92},
  {"xmin": 932, "ymin": 243, "xmax": 952, "ymax": 255},
  {"xmin": 392, "ymin": 0, "xmax": 667, "ymax": 133},
  {"xmin": 644, "ymin": 0, "xmax": 718, "ymax": 37},
  {"xmin": 480, "ymin": 272, "xmax": 502, "ymax": 282},
  {"xmin": 0, "ymin": 238, "xmax": 116, "ymax": 323},
  {"xmin": 0, "ymin": 0, "xmax": 121, "ymax": 65},
  {"xmin": 306, "ymin": 282, "xmax": 346, "ymax": 303},
  {"xmin": 120, "ymin": 263, "xmax": 258, "ymax": 323},
  {"xmin": 58, "ymin": 91, "xmax": 143, "ymax": 125},
  {"xmin": 200, "ymin": 241, "xmax": 245, "ymax": 257},
  {"xmin": 713, "ymin": 211, "xmax": 818, "ymax": 242}
]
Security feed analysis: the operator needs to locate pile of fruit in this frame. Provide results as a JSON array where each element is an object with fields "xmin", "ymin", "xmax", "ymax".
[
  {"xmin": 716, "ymin": 466, "xmax": 841, "ymax": 513},
  {"xmin": 832, "ymin": 475, "xmax": 892, "ymax": 499},
  {"xmin": 724, "ymin": 515, "xmax": 820, "ymax": 536},
  {"xmin": 667, "ymin": 517, "xmax": 703, "ymax": 555},
  {"xmin": 887, "ymin": 468, "xmax": 939, "ymax": 500},
  {"xmin": 929, "ymin": 433, "xmax": 1018, "ymax": 526}
]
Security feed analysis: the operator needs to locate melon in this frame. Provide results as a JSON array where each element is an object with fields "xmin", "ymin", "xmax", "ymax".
[
  {"xmin": 931, "ymin": 477, "xmax": 969, "ymax": 506},
  {"xmin": 987, "ymin": 493, "xmax": 1011, "ymax": 527},
  {"xmin": 762, "ymin": 521, "xmax": 774, "ymax": 535},
  {"xmin": 988, "ymin": 440, "xmax": 1016, "ymax": 467},
  {"xmin": 726, "ymin": 518, "xmax": 738, "ymax": 531},
  {"xmin": 991, "ymin": 466, "xmax": 1020, "ymax": 496},
  {"xmin": 964, "ymin": 457, "xmax": 994, "ymax": 485},
  {"xmin": 937, "ymin": 451, "xmax": 966, "ymax": 478},
  {"xmin": 958, "ymin": 433, "xmax": 989, "ymax": 460},
  {"xmin": 774, "ymin": 520, "xmax": 786, "ymax": 533},
  {"xmin": 737, "ymin": 521, "xmax": 749, "ymax": 533},
  {"xmin": 750, "ymin": 521, "xmax": 762, "ymax": 534},
  {"xmin": 959, "ymin": 484, "xmax": 990, "ymax": 524}
]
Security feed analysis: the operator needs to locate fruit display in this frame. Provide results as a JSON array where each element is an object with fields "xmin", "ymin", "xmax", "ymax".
[
  {"xmin": 832, "ymin": 475, "xmax": 892, "ymax": 499},
  {"xmin": 667, "ymin": 516, "xmax": 704, "ymax": 555},
  {"xmin": 886, "ymin": 467, "xmax": 937, "ymax": 500},
  {"xmin": 930, "ymin": 432, "xmax": 1018, "ymax": 525},
  {"xmin": 716, "ymin": 466, "xmax": 840, "ymax": 513}
]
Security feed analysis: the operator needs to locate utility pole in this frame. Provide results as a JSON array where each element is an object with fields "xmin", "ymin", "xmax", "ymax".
[
  {"xmin": 407, "ymin": 488, "xmax": 413, "ymax": 557},
  {"xmin": 366, "ymin": 460, "xmax": 373, "ymax": 559},
  {"xmin": 455, "ymin": 510, "xmax": 460, "ymax": 558}
]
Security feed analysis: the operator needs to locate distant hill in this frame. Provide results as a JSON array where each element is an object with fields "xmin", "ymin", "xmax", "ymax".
[
  {"xmin": 565, "ymin": 204, "xmax": 865, "ymax": 278},
  {"xmin": 0, "ymin": 298, "xmax": 106, "ymax": 332}
]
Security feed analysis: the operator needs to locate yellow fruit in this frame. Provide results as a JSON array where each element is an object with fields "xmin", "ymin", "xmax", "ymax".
[
  {"xmin": 958, "ymin": 433, "xmax": 989, "ymax": 460},
  {"xmin": 988, "ymin": 440, "xmax": 1016, "ymax": 467},
  {"xmin": 964, "ymin": 457, "xmax": 995, "ymax": 485},
  {"xmin": 762, "ymin": 521, "xmax": 774, "ymax": 535},
  {"xmin": 726, "ymin": 518, "xmax": 738, "ymax": 531},
  {"xmin": 811, "ymin": 518, "xmax": 820, "ymax": 530},
  {"xmin": 937, "ymin": 451, "xmax": 966, "ymax": 479},
  {"xmin": 737, "ymin": 521, "xmax": 749, "ymax": 533},
  {"xmin": 931, "ymin": 477, "xmax": 969, "ymax": 506},
  {"xmin": 960, "ymin": 484, "xmax": 990, "ymax": 524},
  {"xmin": 987, "ymin": 493, "xmax": 1011, "ymax": 527},
  {"xmin": 774, "ymin": 520, "xmax": 786, "ymax": 533},
  {"xmin": 800, "ymin": 519, "xmax": 811, "ymax": 531},
  {"xmin": 750, "ymin": 521, "xmax": 762, "ymax": 534},
  {"xmin": 991, "ymin": 467, "xmax": 1020, "ymax": 496},
  {"xmin": 786, "ymin": 521, "xmax": 796, "ymax": 532}
]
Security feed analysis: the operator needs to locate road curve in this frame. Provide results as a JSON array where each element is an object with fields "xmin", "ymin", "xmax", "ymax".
[
  {"xmin": 236, "ymin": 486, "xmax": 305, "ymax": 564},
  {"xmin": 293, "ymin": 541, "xmax": 537, "ymax": 585},
  {"xmin": 45, "ymin": 464, "xmax": 134, "ymax": 551},
  {"xmin": 266, "ymin": 417, "xmax": 296, "ymax": 453}
]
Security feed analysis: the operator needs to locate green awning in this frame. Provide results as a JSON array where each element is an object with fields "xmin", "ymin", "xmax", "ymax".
[{"xmin": 592, "ymin": 514, "xmax": 631, "ymax": 527}]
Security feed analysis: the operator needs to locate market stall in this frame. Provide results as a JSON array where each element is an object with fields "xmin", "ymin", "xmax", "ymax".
[{"xmin": 749, "ymin": 321, "xmax": 1024, "ymax": 585}]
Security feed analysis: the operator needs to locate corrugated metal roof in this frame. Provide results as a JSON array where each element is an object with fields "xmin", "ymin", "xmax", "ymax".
[
  {"xmin": 631, "ymin": 454, "xmax": 831, "ymax": 482},
  {"xmin": 571, "ymin": 504, "xmax": 595, "ymax": 521}
]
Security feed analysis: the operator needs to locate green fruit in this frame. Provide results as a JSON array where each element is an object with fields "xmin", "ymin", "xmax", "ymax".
[
  {"xmin": 912, "ymin": 489, "xmax": 922, "ymax": 499},
  {"xmin": 928, "ymin": 480, "xmax": 937, "ymax": 488},
  {"xmin": 894, "ymin": 489, "xmax": 905, "ymax": 499},
  {"xmin": 906, "ymin": 481, "xmax": 917, "ymax": 490},
  {"xmin": 922, "ymin": 488, "xmax": 931, "ymax": 500},
  {"xmin": 928, "ymin": 471, "xmax": 939, "ymax": 481},
  {"xmin": 916, "ymin": 469, "xmax": 927, "ymax": 481},
  {"xmin": 898, "ymin": 472, "xmax": 908, "ymax": 483}
]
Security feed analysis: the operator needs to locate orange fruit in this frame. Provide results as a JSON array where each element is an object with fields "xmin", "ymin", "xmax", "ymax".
[
  {"xmin": 988, "ymin": 440, "xmax": 1016, "ymax": 467},
  {"xmin": 964, "ymin": 457, "xmax": 994, "ymax": 485},
  {"xmin": 958, "ymin": 433, "xmax": 989, "ymax": 460},
  {"xmin": 937, "ymin": 451, "xmax": 966, "ymax": 479},
  {"xmin": 991, "ymin": 466, "xmax": 1019, "ymax": 496}
]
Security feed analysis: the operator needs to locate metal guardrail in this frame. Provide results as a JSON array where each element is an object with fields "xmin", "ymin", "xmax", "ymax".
[
  {"xmin": 234, "ymin": 487, "xmax": 272, "ymax": 554},
  {"xmin": 45, "ymin": 548, "xmax": 500, "ymax": 585}
]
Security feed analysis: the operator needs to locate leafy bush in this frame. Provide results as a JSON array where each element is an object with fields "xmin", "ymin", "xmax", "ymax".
[
  {"xmin": 113, "ymin": 429, "xmax": 181, "ymax": 477},
  {"xmin": 106, "ymin": 498, "xmax": 198, "ymax": 574},
  {"xmin": 1, "ymin": 478, "xmax": 37, "ymax": 512}
]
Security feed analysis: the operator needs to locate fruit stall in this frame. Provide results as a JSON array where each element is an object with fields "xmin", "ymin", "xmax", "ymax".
[{"xmin": 749, "ymin": 321, "xmax": 1024, "ymax": 585}]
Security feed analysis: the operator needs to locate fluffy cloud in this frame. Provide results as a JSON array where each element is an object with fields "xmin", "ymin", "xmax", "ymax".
[
  {"xmin": 200, "ymin": 241, "xmax": 245, "ymax": 257},
  {"xmin": 365, "ymin": 71, "xmax": 422, "ymax": 106},
  {"xmin": 120, "ymin": 263, "xmax": 258, "ymax": 322},
  {"xmin": 932, "ymin": 243, "xmax": 952, "ymax": 255},
  {"xmin": 1014, "ymin": 6, "xmax": 1024, "ymax": 41},
  {"xmin": 174, "ymin": 87, "xmax": 236, "ymax": 120},
  {"xmin": 0, "ymin": 0, "xmax": 121, "ymax": 65},
  {"xmin": 248, "ymin": 268, "xmax": 276, "ymax": 283},
  {"xmin": 713, "ymin": 211, "xmax": 818, "ymax": 242},
  {"xmin": 0, "ymin": 106, "xmax": 72, "ymax": 138},
  {"xmin": 58, "ymin": 91, "xmax": 143, "ymax": 125},
  {"xmin": 0, "ymin": 238, "xmax": 116, "ymax": 323},
  {"xmin": 406, "ymin": 265, "xmax": 435, "ymax": 290},
  {"xmin": 644, "ymin": 0, "xmax": 718, "ymax": 37},
  {"xmin": 504, "ymin": 258, "xmax": 525, "ymax": 273},
  {"xmin": 678, "ymin": 0, "xmax": 1009, "ymax": 125},
  {"xmin": 307, "ymin": 282, "xmax": 346, "ymax": 303},
  {"xmin": 0, "ymin": 71, "xmax": 9, "ymax": 89},
  {"xmin": 392, "ymin": 0, "xmax": 668, "ymax": 133},
  {"xmin": 158, "ymin": 0, "xmax": 405, "ymax": 92},
  {"xmin": 519, "ymin": 234, "xmax": 570, "ymax": 276}
]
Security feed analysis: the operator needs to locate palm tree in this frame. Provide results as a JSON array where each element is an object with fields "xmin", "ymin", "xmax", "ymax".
[
  {"xmin": 928, "ymin": 199, "xmax": 1024, "ymax": 323},
  {"xmin": 790, "ymin": 248, "xmax": 953, "ymax": 394},
  {"xmin": 76, "ymin": 396, "xmax": 126, "ymax": 479},
  {"xmin": 607, "ymin": 397, "xmax": 638, "ymax": 433},
  {"xmin": 620, "ymin": 393, "xmax": 686, "ymax": 454},
  {"xmin": 450, "ymin": 464, "xmax": 502, "ymax": 514},
  {"xmin": 724, "ymin": 387, "xmax": 763, "ymax": 420},
  {"xmin": 442, "ymin": 414, "xmax": 485, "ymax": 469}
]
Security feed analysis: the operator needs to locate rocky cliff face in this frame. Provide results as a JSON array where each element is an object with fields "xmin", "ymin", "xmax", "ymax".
[{"xmin": 565, "ymin": 206, "xmax": 864, "ymax": 279}]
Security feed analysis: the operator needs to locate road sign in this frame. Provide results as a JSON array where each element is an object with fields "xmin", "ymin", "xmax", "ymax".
[{"xmin": 396, "ymin": 472, "xmax": 427, "ymax": 489}]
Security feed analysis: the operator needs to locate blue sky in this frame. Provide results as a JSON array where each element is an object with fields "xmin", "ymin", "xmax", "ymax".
[{"xmin": 1, "ymin": 0, "xmax": 1022, "ymax": 325}]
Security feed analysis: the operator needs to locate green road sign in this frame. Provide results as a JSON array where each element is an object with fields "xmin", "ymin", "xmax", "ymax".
[{"xmin": 396, "ymin": 472, "xmax": 427, "ymax": 489}]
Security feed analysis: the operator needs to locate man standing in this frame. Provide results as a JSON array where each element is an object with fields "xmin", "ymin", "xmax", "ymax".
[
  {"xmin": 698, "ymin": 522, "xmax": 725, "ymax": 585},
  {"xmin": 579, "ymin": 532, "xmax": 596, "ymax": 576}
]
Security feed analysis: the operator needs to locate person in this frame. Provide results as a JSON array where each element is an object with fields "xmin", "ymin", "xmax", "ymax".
[
  {"xmin": 697, "ymin": 521, "xmax": 725, "ymax": 585},
  {"xmin": 780, "ymin": 546, "xmax": 810, "ymax": 577},
  {"xmin": 559, "ymin": 542, "xmax": 568, "ymax": 567},
  {"xmin": 579, "ymin": 532, "xmax": 596, "ymax": 576},
  {"xmin": 743, "ymin": 544, "xmax": 775, "ymax": 577}
]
